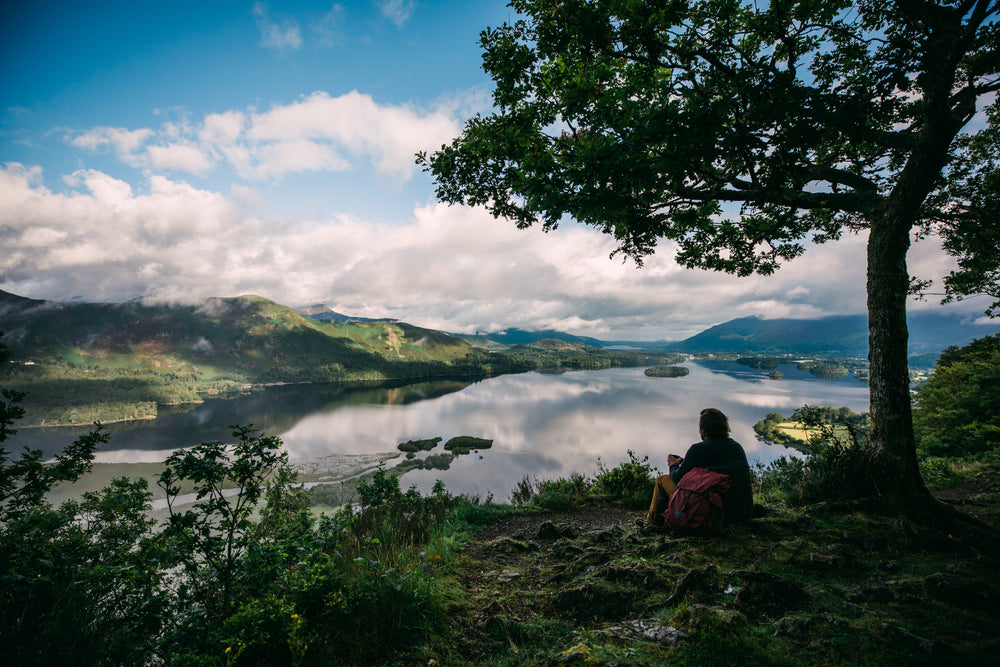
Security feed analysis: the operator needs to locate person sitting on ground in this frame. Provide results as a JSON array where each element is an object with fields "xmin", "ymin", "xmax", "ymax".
[{"xmin": 645, "ymin": 407, "xmax": 754, "ymax": 527}]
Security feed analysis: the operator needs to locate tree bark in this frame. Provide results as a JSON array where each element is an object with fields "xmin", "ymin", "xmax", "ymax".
[{"xmin": 866, "ymin": 213, "xmax": 935, "ymax": 509}]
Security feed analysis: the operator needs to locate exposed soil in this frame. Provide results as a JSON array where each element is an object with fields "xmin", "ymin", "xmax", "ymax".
[
  {"xmin": 931, "ymin": 469, "xmax": 1000, "ymax": 524},
  {"xmin": 468, "ymin": 507, "xmax": 637, "ymax": 544}
]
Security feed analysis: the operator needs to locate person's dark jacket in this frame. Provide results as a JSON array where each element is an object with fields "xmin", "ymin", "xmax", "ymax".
[{"xmin": 669, "ymin": 437, "xmax": 753, "ymax": 524}]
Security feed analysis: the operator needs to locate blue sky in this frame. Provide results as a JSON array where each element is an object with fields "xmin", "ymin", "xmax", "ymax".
[{"xmin": 1, "ymin": 1, "xmax": 994, "ymax": 340}]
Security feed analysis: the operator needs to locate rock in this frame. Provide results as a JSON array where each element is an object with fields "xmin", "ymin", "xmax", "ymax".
[
  {"xmin": 595, "ymin": 563, "xmax": 658, "ymax": 587},
  {"xmin": 672, "ymin": 603, "xmax": 745, "ymax": 631},
  {"xmin": 552, "ymin": 583, "xmax": 634, "ymax": 620},
  {"xmin": 846, "ymin": 583, "xmax": 897, "ymax": 604},
  {"xmin": 596, "ymin": 619, "xmax": 691, "ymax": 646},
  {"xmin": 771, "ymin": 613, "xmax": 848, "ymax": 639},
  {"xmin": 639, "ymin": 523, "xmax": 670, "ymax": 537},
  {"xmin": 661, "ymin": 564, "xmax": 720, "ymax": 606},
  {"xmin": 557, "ymin": 643, "xmax": 592, "ymax": 663},
  {"xmin": 537, "ymin": 521, "xmax": 577, "ymax": 540},
  {"xmin": 583, "ymin": 528, "xmax": 621, "ymax": 544},
  {"xmin": 551, "ymin": 539, "xmax": 585, "ymax": 557},
  {"xmin": 880, "ymin": 623, "xmax": 950, "ymax": 658},
  {"xmin": 484, "ymin": 536, "xmax": 536, "ymax": 555},
  {"xmin": 731, "ymin": 570, "xmax": 808, "ymax": 617},
  {"xmin": 924, "ymin": 571, "xmax": 998, "ymax": 611}
]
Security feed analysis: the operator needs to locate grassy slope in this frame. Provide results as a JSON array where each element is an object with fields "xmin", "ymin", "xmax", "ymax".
[
  {"xmin": 0, "ymin": 292, "xmax": 486, "ymax": 424},
  {"xmin": 431, "ymin": 478, "xmax": 1000, "ymax": 665},
  {"xmin": 1, "ymin": 293, "xmax": 475, "ymax": 378}
]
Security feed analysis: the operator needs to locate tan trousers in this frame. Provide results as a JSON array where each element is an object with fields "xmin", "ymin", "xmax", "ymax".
[{"xmin": 646, "ymin": 474, "xmax": 677, "ymax": 525}]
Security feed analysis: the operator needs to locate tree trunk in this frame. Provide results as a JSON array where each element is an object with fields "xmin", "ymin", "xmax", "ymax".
[{"xmin": 866, "ymin": 214, "xmax": 935, "ymax": 509}]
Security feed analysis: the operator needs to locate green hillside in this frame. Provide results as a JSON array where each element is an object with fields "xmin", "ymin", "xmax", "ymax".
[
  {"xmin": 503, "ymin": 338, "xmax": 684, "ymax": 372},
  {"xmin": 0, "ymin": 292, "xmax": 481, "ymax": 379},
  {"xmin": 0, "ymin": 291, "xmax": 524, "ymax": 425}
]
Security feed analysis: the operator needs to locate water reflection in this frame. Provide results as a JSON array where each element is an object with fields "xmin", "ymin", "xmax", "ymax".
[
  {"xmin": 16, "ymin": 361, "xmax": 870, "ymax": 501},
  {"xmin": 20, "ymin": 379, "xmax": 472, "ymax": 461},
  {"xmin": 280, "ymin": 361, "xmax": 869, "ymax": 499}
]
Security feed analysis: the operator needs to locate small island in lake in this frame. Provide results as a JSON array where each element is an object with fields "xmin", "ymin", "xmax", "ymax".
[{"xmin": 644, "ymin": 365, "xmax": 690, "ymax": 378}]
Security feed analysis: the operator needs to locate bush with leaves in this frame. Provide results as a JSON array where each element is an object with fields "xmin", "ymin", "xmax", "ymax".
[
  {"xmin": 158, "ymin": 425, "xmax": 292, "ymax": 621},
  {"xmin": 0, "ymin": 335, "xmax": 168, "ymax": 666},
  {"xmin": 913, "ymin": 336, "xmax": 1000, "ymax": 458},
  {"xmin": 534, "ymin": 472, "xmax": 591, "ymax": 510},
  {"xmin": 512, "ymin": 453, "xmax": 658, "ymax": 511},
  {"xmin": 749, "ymin": 405, "xmax": 876, "ymax": 506},
  {"xmin": 592, "ymin": 450, "xmax": 657, "ymax": 509}
]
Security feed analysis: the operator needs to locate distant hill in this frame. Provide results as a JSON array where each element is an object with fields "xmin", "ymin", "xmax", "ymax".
[
  {"xmin": 296, "ymin": 303, "xmax": 397, "ymax": 324},
  {"xmin": 668, "ymin": 314, "xmax": 1000, "ymax": 356},
  {"xmin": 459, "ymin": 328, "xmax": 608, "ymax": 348},
  {"xmin": 0, "ymin": 290, "xmax": 485, "ymax": 384},
  {"xmin": 4, "ymin": 288, "xmax": 995, "ymax": 376},
  {"xmin": 456, "ymin": 313, "xmax": 999, "ymax": 358},
  {"xmin": 0, "ymin": 291, "xmax": 657, "ymax": 425}
]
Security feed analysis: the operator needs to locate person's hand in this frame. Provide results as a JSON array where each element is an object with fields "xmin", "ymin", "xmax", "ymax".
[{"xmin": 667, "ymin": 454, "xmax": 683, "ymax": 466}]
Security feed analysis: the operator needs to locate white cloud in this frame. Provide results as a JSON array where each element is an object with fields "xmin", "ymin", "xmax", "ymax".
[
  {"xmin": 246, "ymin": 91, "xmax": 460, "ymax": 181},
  {"xmin": 2, "ymin": 163, "xmax": 987, "ymax": 340},
  {"xmin": 66, "ymin": 91, "xmax": 468, "ymax": 183},
  {"xmin": 377, "ymin": 0, "xmax": 416, "ymax": 28},
  {"xmin": 199, "ymin": 111, "xmax": 246, "ymax": 145},
  {"xmin": 311, "ymin": 4, "xmax": 346, "ymax": 47},
  {"xmin": 146, "ymin": 143, "xmax": 214, "ymax": 174},
  {"xmin": 253, "ymin": 2, "xmax": 303, "ymax": 52},
  {"xmin": 69, "ymin": 126, "xmax": 153, "ymax": 156}
]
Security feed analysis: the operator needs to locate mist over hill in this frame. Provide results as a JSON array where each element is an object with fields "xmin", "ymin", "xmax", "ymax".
[
  {"xmin": 0, "ymin": 290, "xmax": 481, "ymax": 384},
  {"xmin": 4, "ymin": 290, "xmax": 997, "ymax": 377},
  {"xmin": 0, "ymin": 291, "xmax": 659, "ymax": 425},
  {"xmin": 295, "ymin": 304, "xmax": 397, "ymax": 324}
]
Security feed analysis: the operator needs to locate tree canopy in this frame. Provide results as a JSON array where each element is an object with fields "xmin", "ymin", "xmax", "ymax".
[
  {"xmin": 913, "ymin": 334, "xmax": 1000, "ymax": 456},
  {"xmin": 420, "ymin": 0, "xmax": 1000, "ymax": 508}
]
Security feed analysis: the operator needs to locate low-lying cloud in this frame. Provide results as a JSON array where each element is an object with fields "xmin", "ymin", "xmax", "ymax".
[{"xmin": 0, "ymin": 161, "xmax": 976, "ymax": 340}]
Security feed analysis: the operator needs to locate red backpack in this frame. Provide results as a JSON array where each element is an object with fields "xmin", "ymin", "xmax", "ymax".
[{"xmin": 663, "ymin": 467, "xmax": 732, "ymax": 535}]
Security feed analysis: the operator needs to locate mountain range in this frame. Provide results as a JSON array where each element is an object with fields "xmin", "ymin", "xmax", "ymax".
[
  {"xmin": 661, "ymin": 314, "xmax": 1000, "ymax": 357},
  {"xmin": 3, "ymin": 291, "xmax": 997, "ymax": 372},
  {"xmin": 0, "ymin": 290, "xmax": 496, "ymax": 385},
  {"xmin": 443, "ymin": 314, "xmax": 998, "ymax": 358},
  {"xmin": 295, "ymin": 304, "xmax": 397, "ymax": 324}
]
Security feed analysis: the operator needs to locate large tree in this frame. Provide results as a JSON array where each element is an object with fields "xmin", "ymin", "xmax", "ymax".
[{"xmin": 419, "ymin": 0, "xmax": 1000, "ymax": 509}]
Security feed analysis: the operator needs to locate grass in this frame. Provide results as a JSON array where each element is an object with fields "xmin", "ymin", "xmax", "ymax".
[
  {"xmin": 774, "ymin": 420, "xmax": 853, "ymax": 444},
  {"xmin": 356, "ymin": 446, "xmax": 1000, "ymax": 666},
  {"xmin": 12, "ymin": 425, "xmax": 1000, "ymax": 666},
  {"xmin": 422, "ymin": 488, "xmax": 999, "ymax": 666}
]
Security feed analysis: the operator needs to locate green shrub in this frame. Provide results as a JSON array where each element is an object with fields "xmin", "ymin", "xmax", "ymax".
[
  {"xmin": 751, "ymin": 429, "xmax": 872, "ymax": 506},
  {"xmin": 913, "ymin": 336, "xmax": 1000, "ymax": 456},
  {"xmin": 356, "ymin": 464, "xmax": 404, "ymax": 508},
  {"xmin": 448, "ymin": 495, "xmax": 512, "ymax": 530},
  {"xmin": 751, "ymin": 456, "xmax": 807, "ymax": 505},
  {"xmin": 217, "ymin": 595, "xmax": 301, "ymax": 666},
  {"xmin": 534, "ymin": 473, "xmax": 590, "ymax": 510},
  {"xmin": 510, "ymin": 475, "xmax": 536, "ymax": 505},
  {"xmin": 919, "ymin": 457, "xmax": 964, "ymax": 491},
  {"xmin": 592, "ymin": 450, "xmax": 657, "ymax": 508}
]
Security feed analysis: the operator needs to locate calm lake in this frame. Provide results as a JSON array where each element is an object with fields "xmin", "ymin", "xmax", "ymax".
[{"xmin": 22, "ymin": 359, "xmax": 869, "ymax": 503}]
